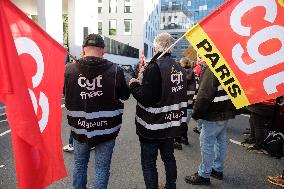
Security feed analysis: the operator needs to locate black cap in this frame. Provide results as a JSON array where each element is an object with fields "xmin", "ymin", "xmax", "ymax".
[{"xmin": 83, "ymin": 34, "xmax": 105, "ymax": 48}]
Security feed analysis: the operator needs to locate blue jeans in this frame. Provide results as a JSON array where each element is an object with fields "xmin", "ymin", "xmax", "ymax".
[
  {"xmin": 196, "ymin": 120, "xmax": 202, "ymax": 131},
  {"xmin": 186, "ymin": 109, "xmax": 193, "ymax": 126},
  {"xmin": 140, "ymin": 138, "xmax": 177, "ymax": 189},
  {"xmin": 198, "ymin": 119, "xmax": 228, "ymax": 178},
  {"xmin": 73, "ymin": 139, "xmax": 116, "ymax": 189}
]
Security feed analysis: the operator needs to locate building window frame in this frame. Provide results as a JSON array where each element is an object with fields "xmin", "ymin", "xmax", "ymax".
[
  {"xmin": 124, "ymin": 0, "xmax": 132, "ymax": 13},
  {"xmin": 98, "ymin": 21, "xmax": 102, "ymax": 35},
  {"xmin": 109, "ymin": 19, "xmax": 117, "ymax": 36},
  {"xmin": 109, "ymin": 0, "xmax": 117, "ymax": 13},
  {"xmin": 98, "ymin": 6, "xmax": 102, "ymax": 14},
  {"xmin": 124, "ymin": 19, "xmax": 132, "ymax": 35}
]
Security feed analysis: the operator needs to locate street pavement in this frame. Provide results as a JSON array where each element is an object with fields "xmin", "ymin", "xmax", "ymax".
[{"xmin": 0, "ymin": 96, "xmax": 283, "ymax": 189}]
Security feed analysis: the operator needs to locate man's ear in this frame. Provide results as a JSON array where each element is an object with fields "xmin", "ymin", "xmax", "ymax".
[{"xmin": 82, "ymin": 47, "xmax": 86, "ymax": 55}]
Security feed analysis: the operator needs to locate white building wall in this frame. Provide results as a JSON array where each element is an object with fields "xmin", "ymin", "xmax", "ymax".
[
  {"xmin": 160, "ymin": 11, "xmax": 192, "ymax": 29},
  {"xmin": 98, "ymin": 0, "xmax": 160, "ymax": 59},
  {"xmin": 68, "ymin": 0, "xmax": 98, "ymax": 57},
  {"xmin": 143, "ymin": 0, "xmax": 161, "ymax": 58},
  {"xmin": 11, "ymin": 0, "xmax": 37, "ymax": 15},
  {"xmin": 37, "ymin": 0, "xmax": 63, "ymax": 44}
]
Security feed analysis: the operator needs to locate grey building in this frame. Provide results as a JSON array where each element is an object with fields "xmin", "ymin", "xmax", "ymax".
[
  {"xmin": 160, "ymin": 0, "xmax": 192, "ymax": 61},
  {"xmin": 187, "ymin": 0, "xmax": 225, "ymax": 24}
]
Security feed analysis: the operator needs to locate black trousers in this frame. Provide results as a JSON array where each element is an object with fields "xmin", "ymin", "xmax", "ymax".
[
  {"xmin": 249, "ymin": 113, "xmax": 273, "ymax": 147},
  {"xmin": 140, "ymin": 138, "xmax": 177, "ymax": 189}
]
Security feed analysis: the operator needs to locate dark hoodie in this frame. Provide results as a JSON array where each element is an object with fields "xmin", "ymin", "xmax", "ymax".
[{"xmin": 129, "ymin": 52, "xmax": 164, "ymax": 107}]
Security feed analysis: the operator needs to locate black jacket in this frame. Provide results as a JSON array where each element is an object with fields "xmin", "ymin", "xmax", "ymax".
[
  {"xmin": 246, "ymin": 103, "xmax": 275, "ymax": 117},
  {"xmin": 183, "ymin": 67, "xmax": 196, "ymax": 109},
  {"xmin": 129, "ymin": 53, "xmax": 162, "ymax": 107},
  {"xmin": 192, "ymin": 66, "xmax": 237, "ymax": 121}
]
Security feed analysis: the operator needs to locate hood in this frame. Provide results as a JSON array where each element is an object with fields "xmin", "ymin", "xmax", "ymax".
[{"xmin": 77, "ymin": 56, "xmax": 114, "ymax": 78}]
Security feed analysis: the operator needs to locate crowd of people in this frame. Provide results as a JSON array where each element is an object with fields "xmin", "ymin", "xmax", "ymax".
[{"xmin": 63, "ymin": 32, "xmax": 284, "ymax": 189}]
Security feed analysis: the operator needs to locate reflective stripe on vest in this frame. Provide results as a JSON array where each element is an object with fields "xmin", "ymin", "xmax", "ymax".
[
  {"xmin": 213, "ymin": 85, "xmax": 229, "ymax": 102},
  {"xmin": 217, "ymin": 85, "xmax": 223, "ymax": 91},
  {"xmin": 213, "ymin": 95, "xmax": 229, "ymax": 102},
  {"xmin": 67, "ymin": 109, "xmax": 123, "ymax": 119},
  {"xmin": 138, "ymin": 102, "xmax": 187, "ymax": 114},
  {"xmin": 70, "ymin": 124, "xmax": 121, "ymax": 138},
  {"xmin": 136, "ymin": 115, "xmax": 187, "ymax": 130},
  {"xmin": 187, "ymin": 91, "xmax": 195, "ymax": 95}
]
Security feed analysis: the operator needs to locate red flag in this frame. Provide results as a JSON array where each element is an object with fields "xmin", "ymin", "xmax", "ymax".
[
  {"xmin": 186, "ymin": 0, "xmax": 284, "ymax": 108},
  {"xmin": 0, "ymin": 0, "xmax": 67, "ymax": 188}
]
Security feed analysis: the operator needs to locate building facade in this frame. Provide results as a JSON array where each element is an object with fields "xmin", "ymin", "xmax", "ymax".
[
  {"xmin": 187, "ymin": 0, "xmax": 225, "ymax": 24},
  {"xmin": 98, "ymin": 0, "xmax": 161, "ymax": 58},
  {"xmin": 160, "ymin": 0, "xmax": 192, "ymax": 30},
  {"xmin": 160, "ymin": 0, "xmax": 192, "ymax": 61},
  {"xmin": 160, "ymin": 0, "xmax": 225, "ymax": 60},
  {"xmin": 162, "ymin": 29, "xmax": 189, "ymax": 61},
  {"xmin": 11, "ymin": 0, "xmax": 140, "ymax": 65}
]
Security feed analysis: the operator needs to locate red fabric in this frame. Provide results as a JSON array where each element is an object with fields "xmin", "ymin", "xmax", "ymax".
[
  {"xmin": 261, "ymin": 99, "xmax": 276, "ymax": 106},
  {"xmin": 199, "ymin": 0, "xmax": 284, "ymax": 104},
  {"xmin": 193, "ymin": 60, "xmax": 206, "ymax": 77},
  {"xmin": 0, "ymin": 0, "xmax": 67, "ymax": 188}
]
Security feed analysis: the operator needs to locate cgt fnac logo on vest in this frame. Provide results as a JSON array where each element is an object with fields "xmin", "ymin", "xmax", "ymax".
[
  {"xmin": 15, "ymin": 37, "xmax": 49, "ymax": 133},
  {"xmin": 171, "ymin": 66, "xmax": 184, "ymax": 93},
  {"xmin": 78, "ymin": 74, "xmax": 103, "ymax": 99}
]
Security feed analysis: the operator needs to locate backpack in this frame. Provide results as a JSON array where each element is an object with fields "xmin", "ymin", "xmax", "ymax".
[{"xmin": 263, "ymin": 131, "xmax": 284, "ymax": 158}]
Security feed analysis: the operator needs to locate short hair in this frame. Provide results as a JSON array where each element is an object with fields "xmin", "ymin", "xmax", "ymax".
[{"xmin": 153, "ymin": 32, "xmax": 175, "ymax": 53}]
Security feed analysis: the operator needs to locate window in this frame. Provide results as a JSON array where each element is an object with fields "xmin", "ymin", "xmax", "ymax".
[
  {"xmin": 144, "ymin": 43, "xmax": 148, "ymax": 57},
  {"xmin": 168, "ymin": 16, "xmax": 171, "ymax": 22},
  {"xmin": 98, "ymin": 7, "xmax": 102, "ymax": 13},
  {"xmin": 109, "ymin": 0, "xmax": 117, "ymax": 13},
  {"xmin": 124, "ymin": 19, "xmax": 132, "ymax": 35},
  {"xmin": 109, "ymin": 19, "xmax": 117, "ymax": 35},
  {"xmin": 98, "ymin": 21, "xmax": 102, "ymax": 35},
  {"xmin": 188, "ymin": 0, "xmax": 191, "ymax": 6},
  {"xmin": 124, "ymin": 0, "xmax": 132, "ymax": 13},
  {"xmin": 162, "ymin": 16, "xmax": 165, "ymax": 22},
  {"xmin": 98, "ymin": 0, "xmax": 102, "ymax": 3},
  {"xmin": 124, "ymin": 6, "xmax": 132, "ymax": 13}
]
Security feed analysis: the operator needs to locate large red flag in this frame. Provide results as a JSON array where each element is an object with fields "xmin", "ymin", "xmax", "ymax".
[
  {"xmin": 0, "ymin": 0, "xmax": 67, "ymax": 188},
  {"xmin": 185, "ymin": 0, "xmax": 284, "ymax": 109}
]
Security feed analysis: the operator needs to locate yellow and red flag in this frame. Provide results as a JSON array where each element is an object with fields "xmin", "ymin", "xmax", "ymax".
[{"xmin": 185, "ymin": 0, "xmax": 284, "ymax": 109}]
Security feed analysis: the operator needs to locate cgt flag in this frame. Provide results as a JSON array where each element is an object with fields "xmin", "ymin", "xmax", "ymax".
[
  {"xmin": 185, "ymin": 0, "xmax": 284, "ymax": 109},
  {"xmin": 0, "ymin": 0, "xmax": 67, "ymax": 188}
]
